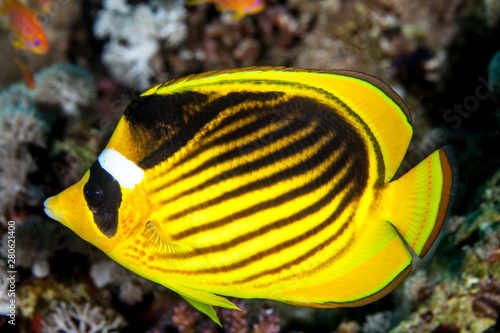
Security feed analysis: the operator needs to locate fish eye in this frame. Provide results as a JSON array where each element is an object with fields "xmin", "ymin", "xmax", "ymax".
[
  {"xmin": 84, "ymin": 182, "xmax": 107, "ymax": 206},
  {"xmin": 34, "ymin": 39, "xmax": 41, "ymax": 46}
]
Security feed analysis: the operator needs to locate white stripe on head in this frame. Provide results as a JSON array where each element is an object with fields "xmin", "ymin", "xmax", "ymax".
[{"xmin": 98, "ymin": 148, "xmax": 144, "ymax": 189}]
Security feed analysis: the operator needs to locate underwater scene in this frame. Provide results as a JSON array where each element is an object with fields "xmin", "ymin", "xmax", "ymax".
[{"xmin": 0, "ymin": 0, "xmax": 500, "ymax": 332}]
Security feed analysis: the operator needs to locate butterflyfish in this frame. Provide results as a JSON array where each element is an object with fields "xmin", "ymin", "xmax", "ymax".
[
  {"xmin": 44, "ymin": 67, "xmax": 457, "ymax": 325},
  {"xmin": 0, "ymin": 0, "xmax": 49, "ymax": 54},
  {"xmin": 186, "ymin": 0, "xmax": 265, "ymax": 20}
]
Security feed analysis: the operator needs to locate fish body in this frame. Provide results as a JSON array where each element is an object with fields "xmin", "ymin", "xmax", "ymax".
[
  {"xmin": 44, "ymin": 67, "xmax": 457, "ymax": 325},
  {"xmin": 187, "ymin": 0, "xmax": 264, "ymax": 20},
  {"xmin": 1, "ymin": 0, "xmax": 49, "ymax": 54}
]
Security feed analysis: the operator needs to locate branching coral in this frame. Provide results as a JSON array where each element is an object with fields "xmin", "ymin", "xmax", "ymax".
[
  {"xmin": 33, "ymin": 63, "xmax": 96, "ymax": 117},
  {"xmin": 219, "ymin": 299, "xmax": 249, "ymax": 333},
  {"xmin": 41, "ymin": 302, "xmax": 126, "ymax": 333},
  {"xmin": 171, "ymin": 302, "xmax": 200, "ymax": 333},
  {"xmin": 0, "ymin": 85, "xmax": 47, "ymax": 220},
  {"xmin": 0, "ymin": 84, "xmax": 34, "ymax": 114},
  {"xmin": 93, "ymin": 0, "xmax": 187, "ymax": 90},
  {"xmin": 0, "ymin": 107, "xmax": 46, "ymax": 149},
  {"xmin": 0, "ymin": 151, "xmax": 36, "ymax": 217}
]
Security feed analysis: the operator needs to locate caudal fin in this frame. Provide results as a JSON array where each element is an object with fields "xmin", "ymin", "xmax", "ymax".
[{"xmin": 383, "ymin": 146, "xmax": 458, "ymax": 258}]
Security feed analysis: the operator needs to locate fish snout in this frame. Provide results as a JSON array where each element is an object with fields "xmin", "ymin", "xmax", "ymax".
[{"xmin": 43, "ymin": 196, "xmax": 62, "ymax": 222}]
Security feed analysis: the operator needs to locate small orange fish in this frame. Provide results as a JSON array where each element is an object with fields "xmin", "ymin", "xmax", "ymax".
[
  {"xmin": 14, "ymin": 58, "xmax": 35, "ymax": 88},
  {"xmin": 187, "ymin": 0, "xmax": 265, "ymax": 20},
  {"xmin": 1, "ymin": 0, "xmax": 49, "ymax": 54}
]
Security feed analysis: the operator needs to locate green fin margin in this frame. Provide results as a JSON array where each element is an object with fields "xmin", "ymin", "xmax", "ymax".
[
  {"xmin": 182, "ymin": 295, "xmax": 222, "ymax": 326},
  {"xmin": 168, "ymin": 282, "xmax": 240, "ymax": 326}
]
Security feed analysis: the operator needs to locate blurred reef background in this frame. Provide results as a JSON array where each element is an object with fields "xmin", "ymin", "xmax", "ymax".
[{"xmin": 0, "ymin": 0, "xmax": 500, "ymax": 332}]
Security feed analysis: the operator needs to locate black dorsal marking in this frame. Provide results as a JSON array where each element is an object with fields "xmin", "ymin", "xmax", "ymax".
[
  {"xmin": 85, "ymin": 161, "xmax": 122, "ymax": 238},
  {"xmin": 124, "ymin": 91, "xmax": 284, "ymax": 169}
]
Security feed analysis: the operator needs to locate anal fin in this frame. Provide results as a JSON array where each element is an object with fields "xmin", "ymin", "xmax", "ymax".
[{"xmin": 167, "ymin": 282, "xmax": 240, "ymax": 326}]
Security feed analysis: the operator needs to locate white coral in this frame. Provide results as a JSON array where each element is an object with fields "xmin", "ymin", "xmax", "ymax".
[
  {"xmin": 33, "ymin": 63, "xmax": 96, "ymax": 117},
  {"xmin": 0, "ymin": 84, "xmax": 34, "ymax": 111},
  {"xmin": 0, "ymin": 107, "xmax": 47, "ymax": 149},
  {"xmin": 0, "ymin": 152, "xmax": 36, "ymax": 215},
  {"xmin": 42, "ymin": 302, "xmax": 126, "ymax": 333},
  {"xmin": 0, "ymin": 87, "xmax": 47, "ymax": 216},
  {"xmin": 94, "ymin": 0, "xmax": 187, "ymax": 90}
]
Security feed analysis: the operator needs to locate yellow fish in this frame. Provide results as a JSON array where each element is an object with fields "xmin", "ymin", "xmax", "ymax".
[
  {"xmin": 44, "ymin": 67, "xmax": 457, "ymax": 325},
  {"xmin": 187, "ymin": 0, "xmax": 265, "ymax": 20}
]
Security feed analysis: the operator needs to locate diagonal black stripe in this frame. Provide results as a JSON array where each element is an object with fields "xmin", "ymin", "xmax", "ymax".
[
  {"xmin": 150, "ymin": 106, "xmax": 301, "ymax": 193},
  {"xmin": 165, "ymin": 128, "xmax": 341, "ymax": 224},
  {"xmin": 166, "ymin": 149, "xmax": 356, "ymax": 257},
  {"xmin": 166, "ymin": 183, "xmax": 358, "ymax": 276},
  {"xmin": 233, "ymin": 211, "xmax": 357, "ymax": 285},
  {"xmin": 170, "ymin": 137, "xmax": 350, "ymax": 240},
  {"xmin": 202, "ymin": 102, "xmax": 283, "ymax": 145},
  {"xmin": 154, "ymin": 117, "xmax": 315, "ymax": 200},
  {"xmin": 151, "ymin": 100, "xmax": 289, "ymax": 182},
  {"xmin": 130, "ymin": 92, "xmax": 283, "ymax": 169}
]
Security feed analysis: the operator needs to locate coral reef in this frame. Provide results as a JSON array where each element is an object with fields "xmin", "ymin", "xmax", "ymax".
[
  {"xmin": 0, "ymin": 85, "xmax": 47, "ymax": 222},
  {"xmin": 153, "ymin": 299, "xmax": 280, "ymax": 333},
  {"xmin": 290, "ymin": 0, "xmax": 461, "ymax": 82},
  {"xmin": 33, "ymin": 63, "xmax": 96, "ymax": 117},
  {"xmin": 252, "ymin": 308, "xmax": 281, "ymax": 333},
  {"xmin": 41, "ymin": 302, "xmax": 126, "ymax": 333},
  {"xmin": 93, "ymin": 0, "xmax": 187, "ymax": 90},
  {"xmin": 390, "ymin": 277, "xmax": 500, "ymax": 333},
  {"xmin": 17, "ymin": 277, "xmax": 95, "ymax": 324}
]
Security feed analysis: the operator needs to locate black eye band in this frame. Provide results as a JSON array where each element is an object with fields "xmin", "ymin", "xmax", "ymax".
[{"xmin": 85, "ymin": 160, "xmax": 122, "ymax": 237}]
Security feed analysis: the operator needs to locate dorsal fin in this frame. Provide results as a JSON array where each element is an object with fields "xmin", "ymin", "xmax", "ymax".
[
  {"xmin": 141, "ymin": 67, "xmax": 413, "ymax": 181},
  {"xmin": 110, "ymin": 67, "xmax": 412, "ymax": 180}
]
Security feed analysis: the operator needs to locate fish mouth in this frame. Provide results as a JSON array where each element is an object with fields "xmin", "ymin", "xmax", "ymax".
[{"xmin": 43, "ymin": 197, "xmax": 60, "ymax": 222}]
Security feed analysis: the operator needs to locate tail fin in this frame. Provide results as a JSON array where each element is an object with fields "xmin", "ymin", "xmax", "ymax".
[{"xmin": 382, "ymin": 146, "xmax": 458, "ymax": 258}]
